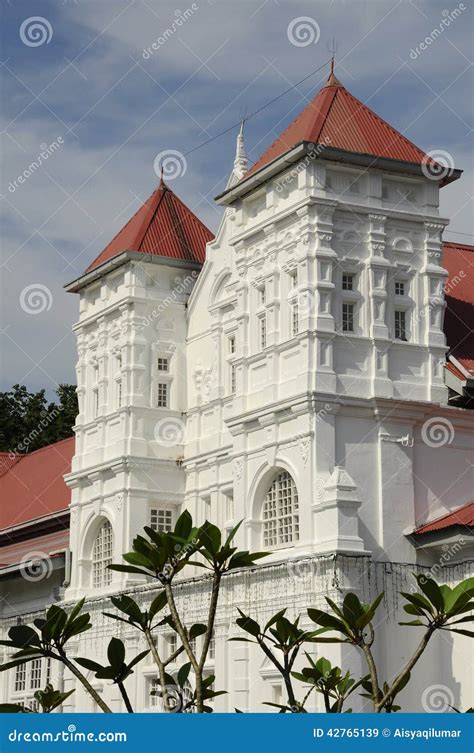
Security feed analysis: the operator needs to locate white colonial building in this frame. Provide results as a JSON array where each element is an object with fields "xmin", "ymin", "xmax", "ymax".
[{"xmin": 1, "ymin": 68, "xmax": 473, "ymax": 713}]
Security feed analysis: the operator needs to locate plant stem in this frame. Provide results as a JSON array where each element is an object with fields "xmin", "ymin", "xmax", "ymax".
[
  {"xmin": 61, "ymin": 656, "xmax": 112, "ymax": 713},
  {"xmin": 164, "ymin": 583, "xmax": 203, "ymax": 711},
  {"xmin": 117, "ymin": 681, "xmax": 133, "ymax": 713},
  {"xmin": 199, "ymin": 572, "xmax": 221, "ymax": 672},
  {"xmin": 376, "ymin": 627, "xmax": 433, "ymax": 712},
  {"xmin": 144, "ymin": 629, "xmax": 171, "ymax": 713},
  {"xmin": 360, "ymin": 641, "xmax": 381, "ymax": 711}
]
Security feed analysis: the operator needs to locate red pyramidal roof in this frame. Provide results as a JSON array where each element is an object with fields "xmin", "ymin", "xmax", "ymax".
[
  {"xmin": 86, "ymin": 180, "xmax": 214, "ymax": 273},
  {"xmin": 247, "ymin": 71, "xmax": 440, "ymax": 178}
]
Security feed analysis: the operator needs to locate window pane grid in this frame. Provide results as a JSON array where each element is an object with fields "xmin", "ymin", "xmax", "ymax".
[
  {"xmin": 30, "ymin": 658, "xmax": 42, "ymax": 690},
  {"xmin": 150, "ymin": 508, "xmax": 173, "ymax": 532},
  {"xmin": 157, "ymin": 382, "xmax": 168, "ymax": 408},
  {"xmin": 14, "ymin": 664, "xmax": 26, "ymax": 692},
  {"xmin": 263, "ymin": 472, "xmax": 299, "ymax": 547},
  {"xmin": 92, "ymin": 521, "xmax": 113, "ymax": 588},
  {"xmin": 157, "ymin": 358, "xmax": 169, "ymax": 372},
  {"xmin": 395, "ymin": 310, "xmax": 407, "ymax": 340},
  {"xmin": 342, "ymin": 303, "xmax": 354, "ymax": 332},
  {"xmin": 342, "ymin": 274, "xmax": 354, "ymax": 291}
]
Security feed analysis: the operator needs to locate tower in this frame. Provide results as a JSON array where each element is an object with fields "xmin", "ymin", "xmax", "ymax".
[{"xmin": 64, "ymin": 181, "xmax": 213, "ymax": 599}]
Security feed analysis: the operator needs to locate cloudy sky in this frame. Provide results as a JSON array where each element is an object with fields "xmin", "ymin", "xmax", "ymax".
[{"xmin": 1, "ymin": 0, "xmax": 472, "ymax": 396}]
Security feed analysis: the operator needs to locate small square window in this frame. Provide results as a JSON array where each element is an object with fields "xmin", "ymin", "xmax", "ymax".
[
  {"xmin": 342, "ymin": 273, "xmax": 354, "ymax": 291},
  {"xmin": 395, "ymin": 310, "xmax": 407, "ymax": 341},
  {"xmin": 157, "ymin": 383, "xmax": 168, "ymax": 408},
  {"xmin": 157, "ymin": 358, "xmax": 169, "ymax": 372},
  {"xmin": 395, "ymin": 281, "xmax": 405, "ymax": 296},
  {"xmin": 150, "ymin": 508, "xmax": 173, "ymax": 532},
  {"xmin": 342, "ymin": 303, "xmax": 355, "ymax": 332}
]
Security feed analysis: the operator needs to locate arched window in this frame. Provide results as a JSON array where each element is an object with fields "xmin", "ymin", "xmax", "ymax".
[
  {"xmin": 262, "ymin": 471, "xmax": 299, "ymax": 547},
  {"xmin": 92, "ymin": 520, "xmax": 113, "ymax": 588}
]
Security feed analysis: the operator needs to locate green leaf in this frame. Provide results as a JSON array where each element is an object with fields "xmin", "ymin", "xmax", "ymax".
[
  {"xmin": 236, "ymin": 609, "xmax": 260, "ymax": 637},
  {"xmin": 107, "ymin": 638, "xmax": 125, "ymax": 670},
  {"xmin": 416, "ymin": 575, "xmax": 444, "ymax": 611},
  {"xmin": 75, "ymin": 658, "xmax": 103, "ymax": 673},
  {"xmin": 264, "ymin": 609, "xmax": 287, "ymax": 633},
  {"xmin": 174, "ymin": 510, "xmax": 193, "ymax": 540},
  {"xmin": 9, "ymin": 625, "xmax": 40, "ymax": 649},
  {"xmin": 189, "ymin": 623, "xmax": 207, "ymax": 640},
  {"xmin": 307, "ymin": 609, "xmax": 349, "ymax": 635},
  {"xmin": 108, "ymin": 564, "xmax": 151, "ymax": 577},
  {"xmin": 149, "ymin": 592, "xmax": 167, "ymax": 619},
  {"xmin": 124, "ymin": 650, "xmax": 149, "ymax": 673},
  {"xmin": 177, "ymin": 662, "xmax": 191, "ymax": 688},
  {"xmin": 342, "ymin": 593, "xmax": 364, "ymax": 626}
]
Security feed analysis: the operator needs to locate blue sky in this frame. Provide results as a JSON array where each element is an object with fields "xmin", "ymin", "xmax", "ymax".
[{"xmin": 1, "ymin": 0, "xmax": 473, "ymax": 395}]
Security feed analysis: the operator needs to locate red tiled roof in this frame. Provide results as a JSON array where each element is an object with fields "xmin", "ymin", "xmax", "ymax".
[
  {"xmin": 0, "ymin": 453, "xmax": 22, "ymax": 477},
  {"xmin": 415, "ymin": 502, "xmax": 474, "ymax": 534},
  {"xmin": 442, "ymin": 242, "xmax": 474, "ymax": 376},
  {"xmin": 0, "ymin": 437, "xmax": 74, "ymax": 531},
  {"xmin": 86, "ymin": 181, "xmax": 214, "ymax": 273},
  {"xmin": 247, "ymin": 73, "xmax": 445, "ymax": 179},
  {"xmin": 0, "ymin": 530, "xmax": 70, "ymax": 567}
]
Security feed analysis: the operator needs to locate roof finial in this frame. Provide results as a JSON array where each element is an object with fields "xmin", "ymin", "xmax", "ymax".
[
  {"xmin": 232, "ymin": 117, "xmax": 248, "ymax": 181},
  {"xmin": 325, "ymin": 38, "xmax": 341, "ymax": 87},
  {"xmin": 159, "ymin": 161, "xmax": 165, "ymax": 186}
]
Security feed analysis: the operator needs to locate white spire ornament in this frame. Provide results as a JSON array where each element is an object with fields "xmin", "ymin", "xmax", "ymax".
[{"xmin": 226, "ymin": 120, "xmax": 248, "ymax": 188}]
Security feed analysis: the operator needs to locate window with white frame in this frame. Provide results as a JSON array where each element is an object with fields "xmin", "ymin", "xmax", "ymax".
[
  {"xmin": 228, "ymin": 335, "xmax": 236, "ymax": 355},
  {"xmin": 290, "ymin": 300, "xmax": 299, "ymax": 336},
  {"xmin": 208, "ymin": 634, "xmax": 215, "ymax": 661},
  {"xmin": 289, "ymin": 269, "xmax": 298, "ymax": 289},
  {"xmin": 157, "ymin": 357, "xmax": 169, "ymax": 372},
  {"xmin": 14, "ymin": 664, "xmax": 26, "ymax": 693},
  {"xmin": 13, "ymin": 658, "xmax": 51, "ymax": 706},
  {"xmin": 342, "ymin": 303, "xmax": 355, "ymax": 332},
  {"xmin": 166, "ymin": 633, "xmax": 178, "ymax": 660},
  {"xmin": 394, "ymin": 310, "xmax": 407, "ymax": 341},
  {"xmin": 262, "ymin": 471, "xmax": 299, "ymax": 547},
  {"xmin": 30, "ymin": 658, "xmax": 42, "ymax": 690},
  {"xmin": 157, "ymin": 382, "xmax": 168, "ymax": 408},
  {"xmin": 342, "ymin": 273, "xmax": 354, "ymax": 291},
  {"xmin": 259, "ymin": 314, "xmax": 267, "ymax": 350},
  {"xmin": 258, "ymin": 286, "xmax": 266, "ymax": 306},
  {"xmin": 91, "ymin": 363, "xmax": 99, "ymax": 418},
  {"xmin": 150, "ymin": 508, "xmax": 173, "ymax": 532},
  {"xmin": 395, "ymin": 281, "xmax": 405, "ymax": 296},
  {"xmin": 148, "ymin": 677, "xmax": 161, "ymax": 708},
  {"xmin": 92, "ymin": 520, "xmax": 113, "ymax": 588}
]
